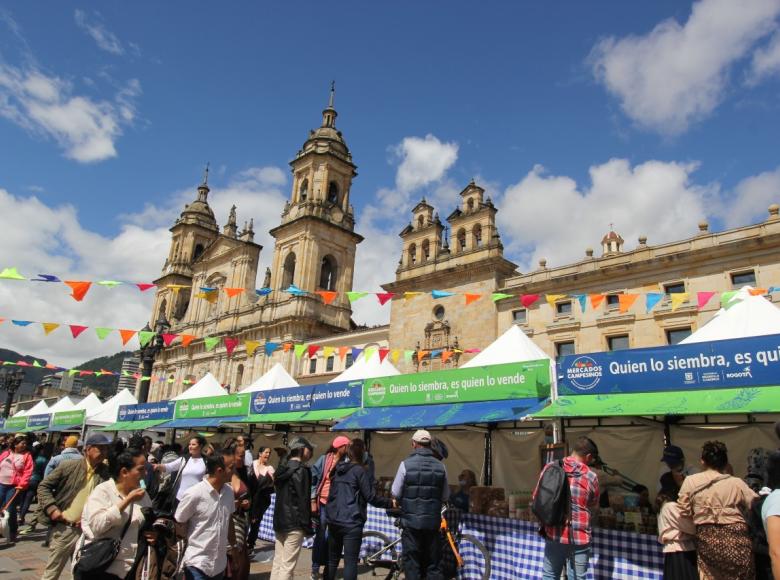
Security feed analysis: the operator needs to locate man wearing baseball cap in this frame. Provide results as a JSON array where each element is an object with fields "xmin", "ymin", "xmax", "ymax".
[
  {"xmin": 391, "ymin": 430, "xmax": 449, "ymax": 579},
  {"xmin": 38, "ymin": 433, "xmax": 111, "ymax": 580}
]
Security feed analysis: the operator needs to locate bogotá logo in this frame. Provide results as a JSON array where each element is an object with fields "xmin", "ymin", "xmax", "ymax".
[
  {"xmin": 367, "ymin": 381, "xmax": 387, "ymax": 404},
  {"xmin": 252, "ymin": 393, "xmax": 267, "ymax": 414},
  {"xmin": 566, "ymin": 356, "xmax": 603, "ymax": 390}
]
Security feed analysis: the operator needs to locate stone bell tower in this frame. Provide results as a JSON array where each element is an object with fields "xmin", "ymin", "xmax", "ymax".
[{"xmin": 267, "ymin": 84, "xmax": 363, "ymax": 332}]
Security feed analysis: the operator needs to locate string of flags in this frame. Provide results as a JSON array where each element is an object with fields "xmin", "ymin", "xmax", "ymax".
[{"xmin": 0, "ymin": 266, "xmax": 774, "ymax": 311}]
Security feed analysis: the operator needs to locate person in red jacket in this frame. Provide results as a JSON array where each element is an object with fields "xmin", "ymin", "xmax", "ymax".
[{"xmin": 0, "ymin": 434, "xmax": 34, "ymax": 544}]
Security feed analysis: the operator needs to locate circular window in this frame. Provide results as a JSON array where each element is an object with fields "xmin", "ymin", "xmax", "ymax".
[{"xmin": 433, "ymin": 305, "xmax": 445, "ymax": 320}]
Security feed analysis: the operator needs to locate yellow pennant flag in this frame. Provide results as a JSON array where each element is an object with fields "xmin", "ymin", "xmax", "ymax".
[
  {"xmin": 404, "ymin": 292, "xmax": 423, "ymax": 300},
  {"xmin": 390, "ymin": 349, "xmax": 401, "ymax": 363},
  {"xmin": 42, "ymin": 322, "xmax": 60, "ymax": 335},
  {"xmin": 545, "ymin": 294, "xmax": 567, "ymax": 307},
  {"xmin": 245, "ymin": 340, "xmax": 260, "ymax": 357},
  {"xmin": 322, "ymin": 346, "xmax": 334, "ymax": 359},
  {"xmin": 670, "ymin": 292, "xmax": 689, "ymax": 311},
  {"xmin": 618, "ymin": 294, "xmax": 639, "ymax": 313}
]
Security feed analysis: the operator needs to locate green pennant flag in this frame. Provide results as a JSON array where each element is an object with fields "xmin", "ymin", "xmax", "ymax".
[
  {"xmin": 346, "ymin": 291, "xmax": 368, "ymax": 303},
  {"xmin": 68, "ymin": 369, "xmax": 79, "ymax": 376},
  {"xmin": 294, "ymin": 344, "xmax": 306, "ymax": 359},
  {"xmin": 0, "ymin": 267, "xmax": 26, "ymax": 280},
  {"xmin": 97, "ymin": 280, "xmax": 122, "ymax": 287},
  {"xmin": 95, "ymin": 327, "xmax": 113, "ymax": 340},
  {"xmin": 121, "ymin": 370, "xmax": 130, "ymax": 376},
  {"xmin": 204, "ymin": 336, "xmax": 220, "ymax": 351},
  {"xmin": 364, "ymin": 347, "xmax": 376, "ymax": 361},
  {"xmin": 720, "ymin": 291, "xmax": 738, "ymax": 308},
  {"xmin": 138, "ymin": 331, "xmax": 155, "ymax": 347},
  {"xmin": 32, "ymin": 360, "xmax": 42, "ymax": 368},
  {"xmin": 491, "ymin": 293, "xmax": 513, "ymax": 302},
  {"xmin": 404, "ymin": 350, "xmax": 415, "ymax": 362}
]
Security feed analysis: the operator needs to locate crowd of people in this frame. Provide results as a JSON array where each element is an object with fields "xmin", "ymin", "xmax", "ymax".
[{"xmin": 1, "ymin": 423, "xmax": 780, "ymax": 580}]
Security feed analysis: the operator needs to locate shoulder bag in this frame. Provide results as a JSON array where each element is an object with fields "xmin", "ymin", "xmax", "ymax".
[{"xmin": 73, "ymin": 503, "xmax": 134, "ymax": 577}]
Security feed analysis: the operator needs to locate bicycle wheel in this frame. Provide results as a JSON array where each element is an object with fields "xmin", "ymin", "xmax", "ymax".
[
  {"xmin": 360, "ymin": 530, "xmax": 398, "ymax": 564},
  {"xmin": 457, "ymin": 533, "xmax": 491, "ymax": 580}
]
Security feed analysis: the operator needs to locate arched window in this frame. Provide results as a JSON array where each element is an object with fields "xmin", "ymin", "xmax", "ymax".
[
  {"xmin": 422, "ymin": 239, "xmax": 430, "ymax": 261},
  {"xmin": 408, "ymin": 243, "xmax": 417, "ymax": 266},
  {"xmin": 457, "ymin": 228, "xmax": 466, "ymax": 252},
  {"xmin": 417, "ymin": 215, "xmax": 424, "ymax": 229},
  {"xmin": 299, "ymin": 179, "xmax": 309, "ymax": 202},
  {"xmin": 193, "ymin": 243, "xmax": 205, "ymax": 261},
  {"xmin": 473, "ymin": 224, "xmax": 483, "ymax": 248},
  {"xmin": 467, "ymin": 198, "xmax": 475, "ymax": 211},
  {"xmin": 282, "ymin": 252, "xmax": 296, "ymax": 288},
  {"xmin": 327, "ymin": 181, "xmax": 339, "ymax": 204},
  {"xmin": 235, "ymin": 364, "xmax": 244, "ymax": 388},
  {"xmin": 319, "ymin": 255, "xmax": 338, "ymax": 291}
]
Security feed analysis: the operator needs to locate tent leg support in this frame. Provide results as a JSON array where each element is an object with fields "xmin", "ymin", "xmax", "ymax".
[{"xmin": 483, "ymin": 426, "xmax": 493, "ymax": 486}]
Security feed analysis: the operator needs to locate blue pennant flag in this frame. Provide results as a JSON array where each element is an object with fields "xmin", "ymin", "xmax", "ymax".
[
  {"xmin": 32, "ymin": 274, "xmax": 61, "ymax": 282},
  {"xmin": 431, "ymin": 349, "xmax": 442, "ymax": 358},
  {"xmin": 645, "ymin": 293, "xmax": 664, "ymax": 313},
  {"xmin": 571, "ymin": 294, "xmax": 587, "ymax": 312},
  {"xmin": 11, "ymin": 320, "xmax": 33, "ymax": 326},
  {"xmin": 431, "ymin": 290, "xmax": 454, "ymax": 299},
  {"xmin": 285, "ymin": 284, "xmax": 306, "ymax": 297},
  {"xmin": 264, "ymin": 342, "xmax": 279, "ymax": 356},
  {"xmin": 351, "ymin": 347, "xmax": 363, "ymax": 361},
  {"xmin": 256, "ymin": 287, "xmax": 272, "ymax": 296}
]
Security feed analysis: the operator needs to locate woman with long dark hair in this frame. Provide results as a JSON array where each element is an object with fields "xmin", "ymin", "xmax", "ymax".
[
  {"xmin": 247, "ymin": 446, "xmax": 275, "ymax": 551},
  {"xmin": 155, "ymin": 436, "xmax": 207, "ymax": 501},
  {"xmin": 0, "ymin": 435, "xmax": 33, "ymax": 544},
  {"xmin": 18, "ymin": 442, "xmax": 53, "ymax": 526},
  {"xmin": 678, "ymin": 440, "xmax": 757, "ymax": 579},
  {"xmin": 657, "ymin": 470, "xmax": 697, "ymax": 579}
]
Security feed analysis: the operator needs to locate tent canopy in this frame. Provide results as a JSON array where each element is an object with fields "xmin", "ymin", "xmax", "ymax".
[
  {"xmin": 462, "ymin": 324, "xmax": 552, "ymax": 368},
  {"xmin": 76, "ymin": 393, "xmax": 104, "ymax": 416},
  {"xmin": 328, "ymin": 353, "xmax": 400, "ymax": 382},
  {"xmin": 172, "ymin": 372, "xmax": 228, "ymax": 400},
  {"xmin": 236, "ymin": 407, "xmax": 357, "ymax": 425},
  {"xmin": 47, "ymin": 396, "xmax": 81, "ymax": 413},
  {"xmin": 156, "ymin": 416, "xmax": 246, "ymax": 429},
  {"xmin": 24, "ymin": 400, "xmax": 49, "ymax": 415},
  {"xmin": 87, "ymin": 389, "xmax": 138, "ymax": 426},
  {"xmin": 682, "ymin": 286, "xmax": 780, "ymax": 344},
  {"xmin": 240, "ymin": 363, "xmax": 299, "ymax": 393},
  {"xmin": 11, "ymin": 408, "xmax": 27, "ymax": 418}
]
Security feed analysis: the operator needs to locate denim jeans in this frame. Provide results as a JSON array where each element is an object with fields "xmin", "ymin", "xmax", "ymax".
[
  {"xmin": 311, "ymin": 503, "xmax": 329, "ymax": 573},
  {"xmin": 183, "ymin": 566, "xmax": 225, "ymax": 580},
  {"xmin": 542, "ymin": 539, "xmax": 591, "ymax": 580},
  {"xmin": 326, "ymin": 523, "xmax": 363, "ymax": 580},
  {"xmin": 0, "ymin": 483, "xmax": 21, "ymax": 541}
]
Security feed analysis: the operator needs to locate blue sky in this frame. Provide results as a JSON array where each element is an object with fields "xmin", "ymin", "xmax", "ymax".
[{"xmin": 1, "ymin": 1, "xmax": 780, "ymax": 365}]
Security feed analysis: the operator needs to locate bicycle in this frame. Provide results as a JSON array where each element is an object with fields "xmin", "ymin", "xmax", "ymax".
[{"xmin": 361, "ymin": 505, "xmax": 491, "ymax": 580}]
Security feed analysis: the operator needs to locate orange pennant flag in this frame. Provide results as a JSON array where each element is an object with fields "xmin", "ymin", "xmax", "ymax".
[
  {"xmin": 418, "ymin": 350, "xmax": 430, "ymax": 360},
  {"xmin": 441, "ymin": 350, "xmax": 453, "ymax": 363},
  {"xmin": 224, "ymin": 287, "xmax": 245, "ymax": 298},
  {"xmin": 283, "ymin": 342, "xmax": 293, "ymax": 353},
  {"xmin": 618, "ymin": 293, "xmax": 639, "ymax": 313},
  {"xmin": 64, "ymin": 280, "xmax": 92, "ymax": 302},
  {"xmin": 118, "ymin": 329, "xmax": 136, "ymax": 346},
  {"xmin": 464, "ymin": 293, "xmax": 482, "ymax": 306},
  {"xmin": 42, "ymin": 322, "xmax": 60, "ymax": 335},
  {"xmin": 589, "ymin": 294, "xmax": 606, "ymax": 309},
  {"xmin": 749, "ymin": 288, "xmax": 768, "ymax": 296},
  {"xmin": 316, "ymin": 290, "xmax": 338, "ymax": 305},
  {"xmin": 337, "ymin": 346, "xmax": 349, "ymax": 361},
  {"xmin": 180, "ymin": 334, "xmax": 196, "ymax": 348}
]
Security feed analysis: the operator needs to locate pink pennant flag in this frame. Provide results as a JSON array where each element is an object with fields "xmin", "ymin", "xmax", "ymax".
[
  {"xmin": 224, "ymin": 337, "xmax": 239, "ymax": 356},
  {"xmin": 697, "ymin": 291, "xmax": 716, "ymax": 310},
  {"xmin": 162, "ymin": 333, "xmax": 178, "ymax": 347},
  {"xmin": 136, "ymin": 283, "xmax": 156, "ymax": 292},
  {"xmin": 69, "ymin": 325, "xmax": 88, "ymax": 339},
  {"xmin": 520, "ymin": 294, "xmax": 540, "ymax": 308}
]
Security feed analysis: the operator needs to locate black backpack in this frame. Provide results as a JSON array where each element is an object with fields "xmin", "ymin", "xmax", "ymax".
[{"xmin": 532, "ymin": 460, "xmax": 571, "ymax": 527}]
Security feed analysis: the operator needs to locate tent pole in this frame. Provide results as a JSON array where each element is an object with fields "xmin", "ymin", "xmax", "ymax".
[
  {"xmin": 364, "ymin": 430, "xmax": 371, "ymax": 454},
  {"xmin": 663, "ymin": 416, "xmax": 671, "ymax": 447},
  {"xmin": 483, "ymin": 426, "xmax": 493, "ymax": 486}
]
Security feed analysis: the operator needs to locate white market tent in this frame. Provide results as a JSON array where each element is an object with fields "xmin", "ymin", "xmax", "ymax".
[
  {"xmin": 86, "ymin": 389, "xmax": 138, "ymax": 426},
  {"xmin": 328, "ymin": 352, "xmax": 401, "ymax": 382},
  {"xmin": 240, "ymin": 363, "xmax": 299, "ymax": 393},
  {"xmin": 75, "ymin": 393, "xmax": 103, "ymax": 416},
  {"xmin": 461, "ymin": 324, "xmax": 552, "ymax": 368},
  {"xmin": 46, "ymin": 396, "xmax": 81, "ymax": 413},
  {"xmin": 681, "ymin": 286, "xmax": 780, "ymax": 344},
  {"xmin": 11, "ymin": 408, "xmax": 27, "ymax": 418},
  {"xmin": 24, "ymin": 400, "xmax": 50, "ymax": 415},
  {"xmin": 172, "ymin": 372, "xmax": 228, "ymax": 400}
]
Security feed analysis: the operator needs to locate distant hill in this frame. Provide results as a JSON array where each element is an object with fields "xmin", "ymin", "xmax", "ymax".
[{"xmin": 0, "ymin": 347, "xmax": 54, "ymax": 404}]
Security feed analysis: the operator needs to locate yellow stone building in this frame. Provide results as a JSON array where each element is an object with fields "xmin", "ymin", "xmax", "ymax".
[{"xmin": 147, "ymin": 94, "xmax": 780, "ymax": 400}]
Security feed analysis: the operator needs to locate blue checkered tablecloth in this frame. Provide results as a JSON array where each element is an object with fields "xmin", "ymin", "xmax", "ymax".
[{"xmin": 258, "ymin": 496, "xmax": 663, "ymax": 579}]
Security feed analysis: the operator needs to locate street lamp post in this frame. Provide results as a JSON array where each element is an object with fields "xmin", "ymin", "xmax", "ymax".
[
  {"xmin": 0, "ymin": 368, "xmax": 26, "ymax": 418},
  {"xmin": 136, "ymin": 316, "xmax": 170, "ymax": 404}
]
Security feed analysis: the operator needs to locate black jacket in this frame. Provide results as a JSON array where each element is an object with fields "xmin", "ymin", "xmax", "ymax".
[
  {"xmin": 326, "ymin": 462, "xmax": 392, "ymax": 529},
  {"xmin": 273, "ymin": 458, "xmax": 312, "ymax": 534},
  {"xmin": 399, "ymin": 448, "xmax": 447, "ymax": 530}
]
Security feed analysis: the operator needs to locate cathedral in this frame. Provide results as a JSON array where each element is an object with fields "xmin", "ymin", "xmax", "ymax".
[{"xmin": 147, "ymin": 90, "xmax": 780, "ymax": 401}]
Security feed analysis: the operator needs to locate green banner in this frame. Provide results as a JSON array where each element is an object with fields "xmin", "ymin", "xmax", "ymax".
[
  {"xmin": 363, "ymin": 360, "xmax": 550, "ymax": 408},
  {"xmin": 52, "ymin": 409, "xmax": 86, "ymax": 427},
  {"xmin": 175, "ymin": 394, "xmax": 250, "ymax": 419},
  {"xmin": 5, "ymin": 416, "xmax": 28, "ymax": 431}
]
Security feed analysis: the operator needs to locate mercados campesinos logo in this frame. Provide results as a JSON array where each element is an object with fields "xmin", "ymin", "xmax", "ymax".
[
  {"xmin": 252, "ymin": 392, "xmax": 267, "ymax": 414},
  {"xmin": 367, "ymin": 381, "xmax": 387, "ymax": 405},
  {"xmin": 178, "ymin": 401, "xmax": 189, "ymax": 414},
  {"xmin": 566, "ymin": 356, "xmax": 603, "ymax": 390}
]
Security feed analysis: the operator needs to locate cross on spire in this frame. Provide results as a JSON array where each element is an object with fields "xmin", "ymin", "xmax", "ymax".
[
  {"xmin": 328, "ymin": 80, "xmax": 335, "ymax": 109},
  {"xmin": 202, "ymin": 162, "xmax": 210, "ymax": 186}
]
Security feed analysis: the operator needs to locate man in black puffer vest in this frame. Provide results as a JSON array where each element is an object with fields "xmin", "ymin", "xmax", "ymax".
[{"xmin": 391, "ymin": 430, "xmax": 449, "ymax": 580}]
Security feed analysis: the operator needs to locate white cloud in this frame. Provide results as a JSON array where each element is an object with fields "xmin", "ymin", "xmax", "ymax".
[
  {"xmin": 720, "ymin": 166, "xmax": 780, "ymax": 228},
  {"xmin": 394, "ymin": 134, "xmax": 459, "ymax": 193},
  {"xmin": 496, "ymin": 159, "xmax": 716, "ymax": 271},
  {"xmin": 590, "ymin": 0, "xmax": 780, "ymax": 135},
  {"xmin": 0, "ymin": 62, "xmax": 141, "ymax": 162},
  {"xmin": 74, "ymin": 10, "xmax": 125, "ymax": 56},
  {"xmin": 749, "ymin": 30, "xmax": 780, "ymax": 83}
]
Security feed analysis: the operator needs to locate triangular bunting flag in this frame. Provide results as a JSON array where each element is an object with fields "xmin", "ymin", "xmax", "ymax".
[
  {"xmin": 42, "ymin": 322, "xmax": 60, "ymax": 335},
  {"xmin": 32, "ymin": 274, "xmax": 60, "ymax": 282},
  {"xmin": 378, "ymin": 348, "xmax": 390, "ymax": 363},
  {"xmin": 696, "ymin": 291, "xmax": 716, "ymax": 310},
  {"xmin": 12, "ymin": 320, "xmax": 32, "ymax": 326},
  {"xmin": 166, "ymin": 284, "xmax": 189, "ymax": 295},
  {"xmin": 338, "ymin": 346, "xmax": 349, "ymax": 361},
  {"xmin": 294, "ymin": 344, "xmax": 306, "ymax": 359},
  {"xmin": 180, "ymin": 334, "xmax": 196, "ymax": 348},
  {"xmin": 545, "ymin": 294, "xmax": 567, "ymax": 307},
  {"xmin": 441, "ymin": 350, "xmax": 453, "ymax": 363},
  {"xmin": 32, "ymin": 360, "xmax": 42, "ymax": 368},
  {"xmin": 618, "ymin": 294, "xmax": 639, "ymax": 313},
  {"xmin": 161, "ymin": 334, "xmax": 178, "ymax": 347},
  {"xmin": 307, "ymin": 345, "xmax": 320, "ymax": 359},
  {"xmin": 645, "ymin": 293, "xmax": 663, "ymax": 313},
  {"xmin": 491, "ymin": 293, "xmax": 512, "ymax": 302},
  {"xmin": 256, "ymin": 287, "xmax": 272, "ymax": 297},
  {"xmin": 464, "ymin": 293, "xmax": 482, "ymax": 306},
  {"xmin": 224, "ymin": 287, "xmax": 244, "ymax": 298},
  {"xmin": 417, "ymin": 350, "xmax": 430, "ymax": 360},
  {"xmin": 68, "ymin": 369, "xmax": 79, "ymax": 376},
  {"xmin": 404, "ymin": 292, "xmax": 423, "ymax": 300},
  {"xmin": 720, "ymin": 290, "xmax": 738, "ymax": 308},
  {"xmin": 390, "ymin": 349, "xmax": 401, "ymax": 363},
  {"xmin": 136, "ymin": 283, "xmax": 156, "ymax": 292},
  {"xmin": 245, "ymin": 340, "xmax": 260, "ymax": 357},
  {"xmin": 363, "ymin": 347, "xmax": 376, "ymax": 361},
  {"xmin": 0, "ymin": 267, "xmax": 26, "ymax": 280},
  {"xmin": 431, "ymin": 290, "xmax": 454, "ymax": 299},
  {"xmin": 286, "ymin": 284, "xmax": 306, "ymax": 297},
  {"xmin": 224, "ymin": 338, "xmax": 239, "ymax": 356},
  {"xmin": 347, "ymin": 291, "xmax": 368, "ymax": 303},
  {"xmin": 64, "ymin": 281, "xmax": 92, "ymax": 302},
  {"xmin": 95, "ymin": 327, "xmax": 113, "ymax": 340},
  {"xmin": 264, "ymin": 342, "xmax": 279, "ymax": 356},
  {"xmin": 749, "ymin": 288, "xmax": 767, "ymax": 296},
  {"xmin": 316, "ymin": 290, "xmax": 337, "ymax": 305},
  {"xmin": 589, "ymin": 294, "xmax": 606, "ymax": 309},
  {"xmin": 69, "ymin": 325, "xmax": 88, "ymax": 339},
  {"xmin": 431, "ymin": 349, "xmax": 442, "ymax": 358},
  {"xmin": 138, "ymin": 330, "xmax": 155, "ymax": 347},
  {"xmin": 572, "ymin": 294, "xmax": 587, "ymax": 312},
  {"xmin": 322, "ymin": 346, "xmax": 334, "ymax": 359},
  {"xmin": 520, "ymin": 294, "xmax": 540, "ymax": 308},
  {"xmin": 351, "ymin": 347, "xmax": 363, "ymax": 360},
  {"xmin": 403, "ymin": 350, "xmax": 414, "ymax": 362},
  {"xmin": 97, "ymin": 280, "xmax": 122, "ymax": 287},
  {"xmin": 204, "ymin": 336, "xmax": 220, "ymax": 351},
  {"xmin": 119, "ymin": 329, "xmax": 136, "ymax": 345},
  {"xmin": 376, "ymin": 292, "xmax": 394, "ymax": 306},
  {"xmin": 670, "ymin": 292, "xmax": 689, "ymax": 311},
  {"xmin": 283, "ymin": 342, "xmax": 293, "ymax": 353}
]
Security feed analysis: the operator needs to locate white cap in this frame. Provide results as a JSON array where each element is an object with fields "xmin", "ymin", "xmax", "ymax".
[{"xmin": 412, "ymin": 429, "xmax": 431, "ymax": 444}]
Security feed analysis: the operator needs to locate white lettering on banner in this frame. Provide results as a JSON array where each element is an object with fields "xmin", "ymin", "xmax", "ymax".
[{"xmin": 609, "ymin": 361, "xmax": 648, "ymax": 374}]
